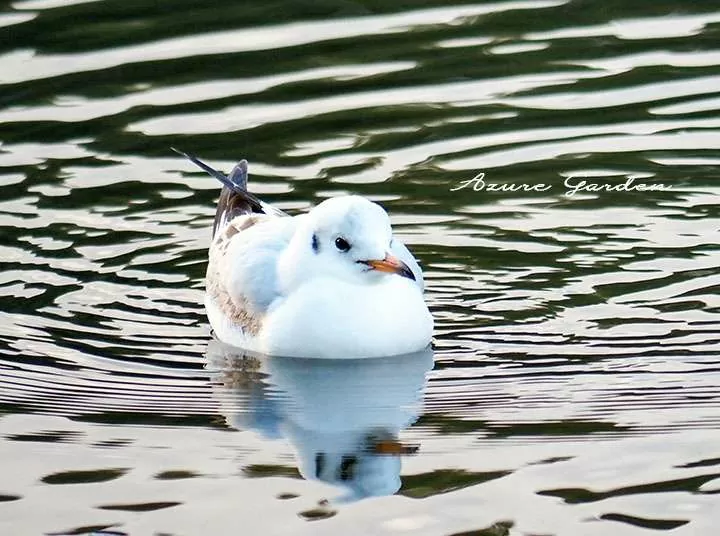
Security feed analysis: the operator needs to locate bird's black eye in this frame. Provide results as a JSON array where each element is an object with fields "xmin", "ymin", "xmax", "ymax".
[
  {"xmin": 335, "ymin": 237, "xmax": 351, "ymax": 252},
  {"xmin": 338, "ymin": 455, "xmax": 357, "ymax": 481},
  {"xmin": 315, "ymin": 452, "xmax": 326, "ymax": 478}
]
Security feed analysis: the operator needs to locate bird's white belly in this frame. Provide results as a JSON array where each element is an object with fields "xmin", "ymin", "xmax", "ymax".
[{"xmin": 258, "ymin": 277, "xmax": 432, "ymax": 358}]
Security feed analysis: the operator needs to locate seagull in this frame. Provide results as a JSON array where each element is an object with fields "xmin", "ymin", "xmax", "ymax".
[{"xmin": 175, "ymin": 150, "xmax": 433, "ymax": 358}]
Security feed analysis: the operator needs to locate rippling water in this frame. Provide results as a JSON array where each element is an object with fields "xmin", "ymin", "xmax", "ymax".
[{"xmin": 1, "ymin": 0, "xmax": 719, "ymax": 534}]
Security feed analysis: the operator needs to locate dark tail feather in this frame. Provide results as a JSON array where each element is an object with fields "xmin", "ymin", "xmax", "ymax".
[
  {"xmin": 227, "ymin": 160, "xmax": 248, "ymax": 191},
  {"xmin": 172, "ymin": 148, "xmax": 286, "ymax": 237},
  {"xmin": 213, "ymin": 188, "xmax": 253, "ymax": 237},
  {"xmin": 172, "ymin": 147, "xmax": 228, "ymax": 184},
  {"xmin": 172, "ymin": 147, "xmax": 247, "ymax": 192}
]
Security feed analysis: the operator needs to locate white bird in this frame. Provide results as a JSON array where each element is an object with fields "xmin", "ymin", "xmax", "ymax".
[{"xmin": 176, "ymin": 150, "xmax": 433, "ymax": 358}]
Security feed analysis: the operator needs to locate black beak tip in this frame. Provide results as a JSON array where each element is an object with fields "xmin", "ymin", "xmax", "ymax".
[{"xmin": 400, "ymin": 263, "xmax": 416, "ymax": 281}]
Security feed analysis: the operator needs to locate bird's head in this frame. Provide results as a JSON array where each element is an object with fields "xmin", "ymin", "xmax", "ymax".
[{"xmin": 287, "ymin": 196, "xmax": 416, "ymax": 287}]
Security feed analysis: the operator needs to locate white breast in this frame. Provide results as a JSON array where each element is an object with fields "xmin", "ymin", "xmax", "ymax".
[{"xmin": 258, "ymin": 277, "xmax": 433, "ymax": 358}]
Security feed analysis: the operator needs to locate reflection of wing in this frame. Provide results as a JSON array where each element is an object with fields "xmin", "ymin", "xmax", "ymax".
[
  {"xmin": 205, "ymin": 340, "xmax": 283, "ymax": 440},
  {"xmin": 390, "ymin": 237, "xmax": 424, "ymax": 291}
]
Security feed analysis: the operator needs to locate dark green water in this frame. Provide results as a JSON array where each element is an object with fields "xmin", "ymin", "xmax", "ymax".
[{"xmin": 1, "ymin": 0, "xmax": 719, "ymax": 534}]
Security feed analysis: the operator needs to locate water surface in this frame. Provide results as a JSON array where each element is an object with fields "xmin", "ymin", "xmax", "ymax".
[{"xmin": 1, "ymin": 0, "xmax": 719, "ymax": 534}]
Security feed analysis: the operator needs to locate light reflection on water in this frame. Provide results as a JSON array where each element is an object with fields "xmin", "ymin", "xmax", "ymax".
[{"xmin": 1, "ymin": 0, "xmax": 719, "ymax": 534}]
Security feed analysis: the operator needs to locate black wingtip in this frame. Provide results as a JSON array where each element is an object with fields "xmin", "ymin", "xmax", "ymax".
[
  {"xmin": 227, "ymin": 159, "xmax": 249, "ymax": 191},
  {"xmin": 172, "ymin": 147, "xmax": 237, "ymax": 191}
]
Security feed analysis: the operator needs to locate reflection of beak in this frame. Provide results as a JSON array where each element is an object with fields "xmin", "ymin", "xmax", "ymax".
[
  {"xmin": 371, "ymin": 439, "xmax": 420, "ymax": 455},
  {"xmin": 363, "ymin": 253, "xmax": 416, "ymax": 281}
]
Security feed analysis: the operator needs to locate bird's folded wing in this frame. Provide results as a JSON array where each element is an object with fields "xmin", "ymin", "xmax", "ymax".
[{"xmin": 207, "ymin": 214, "xmax": 299, "ymax": 334}]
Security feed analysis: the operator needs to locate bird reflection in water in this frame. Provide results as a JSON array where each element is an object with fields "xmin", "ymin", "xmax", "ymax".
[{"xmin": 206, "ymin": 339, "xmax": 434, "ymax": 501}]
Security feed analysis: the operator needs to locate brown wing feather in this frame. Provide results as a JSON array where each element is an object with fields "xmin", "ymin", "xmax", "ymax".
[
  {"xmin": 206, "ymin": 215, "xmax": 273, "ymax": 336},
  {"xmin": 213, "ymin": 186, "xmax": 264, "ymax": 237}
]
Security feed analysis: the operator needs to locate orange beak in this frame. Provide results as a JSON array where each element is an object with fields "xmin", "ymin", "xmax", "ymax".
[
  {"xmin": 364, "ymin": 253, "xmax": 416, "ymax": 281},
  {"xmin": 372, "ymin": 439, "xmax": 420, "ymax": 455}
]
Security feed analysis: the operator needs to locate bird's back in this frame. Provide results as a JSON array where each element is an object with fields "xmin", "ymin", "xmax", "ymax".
[{"xmin": 173, "ymin": 150, "xmax": 293, "ymax": 347}]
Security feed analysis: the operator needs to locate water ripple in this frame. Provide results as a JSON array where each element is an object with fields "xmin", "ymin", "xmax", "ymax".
[{"xmin": 1, "ymin": 0, "xmax": 719, "ymax": 532}]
